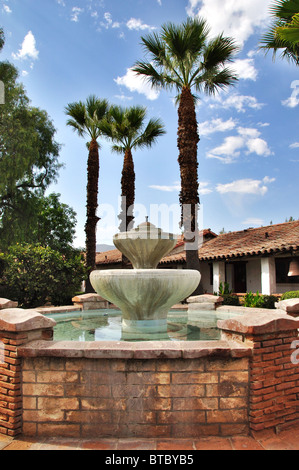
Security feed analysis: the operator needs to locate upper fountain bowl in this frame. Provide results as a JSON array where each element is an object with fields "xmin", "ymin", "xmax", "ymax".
[{"xmin": 113, "ymin": 221, "xmax": 178, "ymax": 269}]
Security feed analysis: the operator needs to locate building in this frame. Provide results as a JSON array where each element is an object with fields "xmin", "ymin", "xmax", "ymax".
[{"xmin": 95, "ymin": 220, "xmax": 299, "ymax": 296}]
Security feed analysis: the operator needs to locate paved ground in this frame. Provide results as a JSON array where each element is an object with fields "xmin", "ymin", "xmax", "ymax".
[{"xmin": 1, "ymin": 425, "xmax": 299, "ymax": 450}]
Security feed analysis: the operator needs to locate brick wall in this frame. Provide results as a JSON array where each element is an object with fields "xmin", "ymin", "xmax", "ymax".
[
  {"xmin": 0, "ymin": 331, "xmax": 25, "ymax": 436},
  {"xmin": 21, "ymin": 356, "xmax": 250, "ymax": 438},
  {"xmin": 219, "ymin": 312, "xmax": 299, "ymax": 433},
  {"xmin": 249, "ymin": 330, "xmax": 299, "ymax": 431}
]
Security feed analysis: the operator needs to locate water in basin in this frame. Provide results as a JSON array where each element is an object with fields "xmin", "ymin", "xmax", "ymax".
[{"xmin": 46, "ymin": 309, "xmax": 241, "ymax": 342}]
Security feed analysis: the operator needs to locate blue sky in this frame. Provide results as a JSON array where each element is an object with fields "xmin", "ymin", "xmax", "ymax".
[{"xmin": 1, "ymin": 0, "xmax": 299, "ymax": 247}]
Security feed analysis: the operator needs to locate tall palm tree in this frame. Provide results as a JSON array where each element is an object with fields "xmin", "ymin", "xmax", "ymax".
[
  {"xmin": 260, "ymin": 0, "xmax": 299, "ymax": 64},
  {"xmin": 133, "ymin": 18, "xmax": 238, "ymax": 278},
  {"xmin": 102, "ymin": 105, "xmax": 165, "ymax": 233},
  {"xmin": 65, "ymin": 96, "xmax": 109, "ymax": 292}
]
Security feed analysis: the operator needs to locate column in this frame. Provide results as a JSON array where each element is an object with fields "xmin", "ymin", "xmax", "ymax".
[
  {"xmin": 261, "ymin": 257, "xmax": 276, "ymax": 295},
  {"xmin": 213, "ymin": 261, "xmax": 226, "ymax": 294}
]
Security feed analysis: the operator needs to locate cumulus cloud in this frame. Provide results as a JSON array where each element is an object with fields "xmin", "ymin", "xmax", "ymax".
[
  {"xmin": 114, "ymin": 67, "xmax": 160, "ymax": 101},
  {"xmin": 3, "ymin": 4, "xmax": 12, "ymax": 13},
  {"xmin": 12, "ymin": 31, "xmax": 39, "ymax": 61},
  {"xmin": 209, "ymin": 93, "xmax": 265, "ymax": 113},
  {"xmin": 231, "ymin": 58, "xmax": 258, "ymax": 81},
  {"xmin": 187, "ymin": 0, "xmax": 272, "ymax": 47},
  {"xmin": 216, "ymin": 176, "xmax": 275, "ymax": 196},
  {"xmin": 207, "ymin": 127, "xmax": 272, "ymax": 163},
  {"xmin": 290, "ymin": 142, "xmax": 299, "ymax": 149},
  {"xmin": 71, "ymin": 7, "xmax": 84, "ymax": 22},
  {"xmin": 126, "ymin": 18, "xmax": 156, "ymax": 31},
  {"xmin": 198, "ymin": 117, "xmax": 237, "ymax": 136}
]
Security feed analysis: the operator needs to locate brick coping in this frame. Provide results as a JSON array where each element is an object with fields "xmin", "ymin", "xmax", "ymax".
[{"xmin": 17, "ymin": 338, "xmax": 251, "ymax": 360}]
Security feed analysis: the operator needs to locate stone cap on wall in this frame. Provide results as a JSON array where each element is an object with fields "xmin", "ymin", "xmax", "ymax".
[
  {"xmin": 0, "ymin": 308, "xmax": 56, "ymax": 332},
  {"xmin": 218, "ymin": 311, "xmax": 299, "ymax": 335}
]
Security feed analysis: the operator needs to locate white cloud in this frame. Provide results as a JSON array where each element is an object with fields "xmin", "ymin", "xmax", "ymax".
[
  {"xmin": 3, "ymin": 4, "xmax": 12, "ymax": 13},
  {"xmin": 231, "ymin": 58, "xmax": 258, "ymax": 81},
  {"xmin": 198, "ymin": 117, "xmax": 237, "ymax": 136},
  {"xmin": 290, "ymin": 142, "xmax": 299, "ymax": 149},
  {"xmin": 242, "ymin": 217, "xmax": 264, "ymax": 226},
  {"xmin": 216, "ymin": 177, "xmax": 275, "ymax": 196},
  {"xmin": 149, "ymin": 181, "xmax": 212, "ymax": 195},
  {"xmin": 101, "ymin": 12, "xmax": 120, "ymax": 29},
  {"xmin": 71, "ymin": 7, "xmax": 84, "ymax": 22},
  {"xmin": 207, "ymin": 127, "xmax": 272, "ymax": 163},
  {"xmin": 209, "ymin": 93, "xmax": 265, "ymax": 113},
  {"xmin": 187, "ymin": 0, "xmax": 272, "ymax": 47},
  {"xmin": 114, "ymin": 67, "xmax": 160, "ymax": 101},
  {"xmin": 12, "ymin": 31, "xmax": 39, "ymax": 61},
  {"xmin": 126, "ymin": 18, "xmax": 156, "ymax": 31},
  {"xmin": 149, "ymin": 182, "xmax": 181, "ymax": 192}
]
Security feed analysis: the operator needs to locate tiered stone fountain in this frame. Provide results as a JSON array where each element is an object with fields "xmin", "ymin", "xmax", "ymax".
[{"xmin": 90, "ymin": 221, "xmax": 201, "ymax": 340}]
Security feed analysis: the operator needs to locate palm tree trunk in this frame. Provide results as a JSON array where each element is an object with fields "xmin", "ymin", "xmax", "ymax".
[
  {"xmin": 119, "ymin": 149, "xmax": 135, "ymax": 268},
  {"xmin": 177, "ymin": 86, "xmax": 202, "ymax": 294},
  {"xmin": 119, "ymin": 148, "xmax": 135, "ymax": 233},
  {"xmin": 85, "ymin": 138, "xmax": 100, "ymax": 293}
]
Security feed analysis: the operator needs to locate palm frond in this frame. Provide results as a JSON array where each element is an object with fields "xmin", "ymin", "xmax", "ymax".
[
  {"xmin": 132, "ymin": 61, "xmax": 166, "ymax": 88},
  {"xmin": 203, "ymin": 35, "xmax": 239, "ymax": 70},
  {"xmin": 277, "ymin": 12, "xmax": 299, "ymax": 44},
  {"xmin": 133, "ymin": 118, "xmax": 166, "ymax": 150},
  {"xmin": 197, "ymin": 67, "xmax": 238, "ymax": 96}
]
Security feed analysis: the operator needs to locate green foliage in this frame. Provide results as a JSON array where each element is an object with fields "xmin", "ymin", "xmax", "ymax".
[
  {"xmin": 281, "ymin": 290, "xmax": 299, "ymax": 300},
  {"xmin": 260, "ymin": 0, "xmax": 299, "ymax": 64},
  {"xmin": 216, "ymin": 282, "xmax": 240, "ymax": 306},
  {"xmin": 218, "ymin": 282, "xmax": 232, "ymax": 295},
  {"xmin": 222, "ymin": 294, "xmax": 240, "ymax": 306},
  {"xmin": 0, "ymin": 193, "xmax": 77, "ymax": 252},
  {"xmin": 0, "ymin": 244, "xmax": 87, "ymax": 308},
  {"xmin": 244, "ymin": 291, "xmax": 276, "ymax": 309},
  {"xmin": 133, "ymin": 17, "xmax": 239, "ymax": 101}
]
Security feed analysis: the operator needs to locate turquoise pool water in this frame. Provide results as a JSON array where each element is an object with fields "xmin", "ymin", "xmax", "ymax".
[{"xmin": 46, "ymin": 309, "xmax": 239, "ymax": 342}]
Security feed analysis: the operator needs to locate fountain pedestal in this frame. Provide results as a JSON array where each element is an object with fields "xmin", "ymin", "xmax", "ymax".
[{"xmin": 90, "ymin": 222, "xmax": 201, "ymax": 340}]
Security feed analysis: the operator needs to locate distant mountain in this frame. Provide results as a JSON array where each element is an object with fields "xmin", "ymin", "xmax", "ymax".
[{"xmin": 96, "ymin": 244, "xmax": 115, "ymax": 253}]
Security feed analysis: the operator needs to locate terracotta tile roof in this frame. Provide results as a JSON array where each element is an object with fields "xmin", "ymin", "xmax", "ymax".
[
  {"xmin": 95, "ymin": 229, "xmax": 217, "ymax": 266},
  {"xmin": 198, "ymin": 221, "xmax": 299, "ymax": 261},
  {"xmin": 95, "ymin": 221, "xmax": 299, "ymax": 266}
]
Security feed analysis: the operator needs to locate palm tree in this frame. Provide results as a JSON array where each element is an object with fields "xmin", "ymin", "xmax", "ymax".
[
  {"xmin": 101, "ymin": 105, "xmax": 165, "ymax": 233},
  {"xmin": 65, "ymin": 96, "xmax": 109, "ymax": 293},
  {"xmin": 260, "ymin": 0, "xmax": 299, "ymax": 64},
  {"xmin": 133, "ymin": 18, "xmax": 238, "ymax": 278}
]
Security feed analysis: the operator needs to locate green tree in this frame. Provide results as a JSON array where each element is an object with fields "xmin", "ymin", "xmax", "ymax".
[
  {"xmin": 65, "ymin": 96, "xmax": 110, "ymax": 292},
  {"xmin": 260, "ymin": 0, "xmax": 299, "ymax": 64},
  {"xmin": 133, "ymin": 18, "xmax": 238, "ymax": 282},
  {"xmin": 102, "ymin": 105, "xmax": 165, "ymax": 232},
  {"xmin": 0, "ymin": 244, "xmax": 87, "ymax": 308},
  {"xmin": 0, "ymin": 34, "xmax": 62, "ymax": 246},
  {"xmin": 0, "ymin": 28, "xmax": 4, "ymax": 52}
]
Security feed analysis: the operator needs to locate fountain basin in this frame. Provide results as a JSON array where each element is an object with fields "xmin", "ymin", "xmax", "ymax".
[{"xmin": 90, "ymin": 269, "xmax": 201, "ymax": 340}]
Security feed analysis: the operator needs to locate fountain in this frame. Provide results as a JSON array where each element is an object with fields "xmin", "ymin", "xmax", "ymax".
[{"xmin": 90, "ymin": 221, "xmax": 201, "ymax": 340}]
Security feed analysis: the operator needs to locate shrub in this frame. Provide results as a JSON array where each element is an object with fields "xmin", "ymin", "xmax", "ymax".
[
  {"xmin": 261, "ymin": 295, "xmax": 277, "ymax": 309},
  {"xmin": 0, "ymin": 244, "xmax": 87, "ymax": 308},
  {"xmin": 244, "ymin": 291, "xmax": 265, "ymax": 308},
  {"xmin": 222, "ymin": 294, "xmax": 240, "ymax": 306},
  {"xmin": 280, "ymin": 291, "xmax": 299, "ymax": 301},
  {"xmin": 244, "ymin": 291, "xmax": 276, "ymax": 309}
]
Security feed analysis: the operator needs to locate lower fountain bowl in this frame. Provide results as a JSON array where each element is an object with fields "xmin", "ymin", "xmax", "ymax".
[{"xmin": 90, "ymin": 269, "xmax": 201, "ymax": 339}]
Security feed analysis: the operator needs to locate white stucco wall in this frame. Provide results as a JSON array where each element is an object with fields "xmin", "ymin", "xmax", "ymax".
[{"xmin": 246, "ymin": 259, "xmax": 262, "ymax": 293}]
